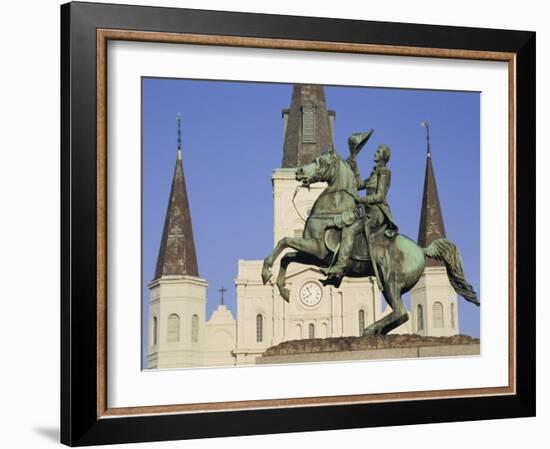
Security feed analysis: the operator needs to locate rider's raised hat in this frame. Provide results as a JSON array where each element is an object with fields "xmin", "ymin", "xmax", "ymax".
[{"xmin": 348, "ymin": 129, "xmax": 374, "ymax": 152}]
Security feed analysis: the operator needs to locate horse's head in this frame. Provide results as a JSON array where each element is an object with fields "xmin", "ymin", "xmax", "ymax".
[{"xmin": 295, "ymin": 147, "xmax": 340, "ymax": 187}]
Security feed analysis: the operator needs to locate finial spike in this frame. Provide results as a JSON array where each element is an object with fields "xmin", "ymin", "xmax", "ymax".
[
  {"xmin": 176, "ymin": 113, "xmax": 182, "ymax": 160},
  {"xmin": 421, "ymin": 120, "xmax": 431, "ymax": 156}
]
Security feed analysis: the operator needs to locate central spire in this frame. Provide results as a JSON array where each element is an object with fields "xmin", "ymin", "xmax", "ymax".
[
  {"xmin": 418, "ymin": 121, "xmax": 447, "ymax": 267},
  {"xmin": 281, "ymin": 84, "xmax": 335, "ymax": 168},
  {"xmin": 153, "ymin": 114, "xmax": 199, "ymax": 279}
]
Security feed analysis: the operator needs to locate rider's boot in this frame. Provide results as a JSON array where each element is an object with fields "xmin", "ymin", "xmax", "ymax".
[
  {"xmin": 320, "ymin": 275, "xmax": 343, "ymax": 288},
  {"xmin": 321, "ymin": 226, "xmax": 355, "ymax": 280}
]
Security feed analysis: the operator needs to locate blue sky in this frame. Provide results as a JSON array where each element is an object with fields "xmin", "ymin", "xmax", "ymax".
[{"xmin": 142, "ymin": 78, "xmax": 480, "ymax": 361}]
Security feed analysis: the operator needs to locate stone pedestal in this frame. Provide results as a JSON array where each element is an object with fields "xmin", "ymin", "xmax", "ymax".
[{"xmin": 256, "ymin": 334, "xmax": 480, "ymax": 365}]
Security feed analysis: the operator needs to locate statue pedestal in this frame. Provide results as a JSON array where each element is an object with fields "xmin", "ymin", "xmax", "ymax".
[{"xmin": 256, "ymin": 334, "xmax": 480, "ymax": 365}]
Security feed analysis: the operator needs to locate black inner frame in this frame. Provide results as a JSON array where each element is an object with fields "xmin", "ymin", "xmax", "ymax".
[{"xmin": 61, "ymin": 2, "xmax": 536, "ymax": 446}]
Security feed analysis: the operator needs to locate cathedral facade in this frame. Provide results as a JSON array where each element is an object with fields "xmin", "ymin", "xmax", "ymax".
[{"xmin": 146, "ymin": 85, "xmax": 458, "ymax": 370}]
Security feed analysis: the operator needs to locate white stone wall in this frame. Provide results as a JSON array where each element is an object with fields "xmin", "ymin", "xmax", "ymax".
[
  {"xmin": 234, "ymin": 260, "xmax": 275, "ymax": 365},
  {"xmin": 147, "ymin": 277, "xmax": 239, "ymax": 369},
  {"xmin": 203, "ymin": 305, "xmax": 237, "ymax": 367},
  {"xmin": 410, "ymin": 266, "xmax": 458, "ymax": 337},
  {"xmin": 147, "ymin": 276, "xmax": 208, "ymax": 369},
  {"xmin": 233, "ymin": 259, "xmax": 384, "ymax": 363}
]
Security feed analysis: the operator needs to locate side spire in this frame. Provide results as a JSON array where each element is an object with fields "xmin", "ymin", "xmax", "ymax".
[
  {"xmin": 153, "ymin": 114, "xmax": 199, "ymax": 279},
  {"xmin": 281, "ymin": 84, "xmax": 335, "ymax": 168},
  {"xmin": 418, "ymin": 121, "xmax": 446, "ymax": 267}
]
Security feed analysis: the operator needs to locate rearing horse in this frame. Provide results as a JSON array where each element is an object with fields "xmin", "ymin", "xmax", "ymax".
[{"xmin": 261, "ymin": 147, "xmax": 479, "ymax": 336}]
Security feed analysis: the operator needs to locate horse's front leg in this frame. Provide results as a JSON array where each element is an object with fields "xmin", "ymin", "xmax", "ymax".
[
  {"xmin": 276, "ymin": 252, "xmax": 324, "ymax": 302},
  {"xmin": 262, "ymin": 236, "xmax": 327, "ymax": 284}
]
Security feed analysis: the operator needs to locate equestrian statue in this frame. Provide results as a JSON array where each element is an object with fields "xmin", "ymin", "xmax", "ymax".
[{"xmin": 261, "ymin": 130, "xmax": 479, "ymax": 336}]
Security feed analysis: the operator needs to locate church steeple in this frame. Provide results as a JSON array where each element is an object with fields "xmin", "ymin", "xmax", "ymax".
[
  {"xmin": 153, "ymin": 114, "xmax": 199, "ymax": 279},
  {"xmin": 281, "ymin": 84, "xmax": 335, "ymax": 168},
  {"xmin": 418, "ymin": 121, "xmax": 446, "ymax": 267}
]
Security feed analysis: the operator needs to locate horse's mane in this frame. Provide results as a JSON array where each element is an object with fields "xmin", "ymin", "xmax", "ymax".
[
  {"xmin": 334, "ymin": 154, "xmax": 358, "ymax": 193},
  {"xmin": 306, "ymin": 153, "xmax": 358, "ymax": 221}
]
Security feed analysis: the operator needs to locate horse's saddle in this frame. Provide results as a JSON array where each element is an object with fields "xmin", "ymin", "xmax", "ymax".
[{"xmin": 324, "ymin": 228, "xmax": 370, "ymax": 261}]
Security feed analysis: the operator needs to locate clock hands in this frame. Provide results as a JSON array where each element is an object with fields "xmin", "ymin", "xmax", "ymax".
[{"xmin": 300, "ymin": 282, "xmax": 322, "ymax": 306}]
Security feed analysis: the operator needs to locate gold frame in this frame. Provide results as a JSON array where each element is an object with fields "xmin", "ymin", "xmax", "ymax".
[{"xmin": 96, "ymin": 29, "xmax": 516, "ymax": 419}]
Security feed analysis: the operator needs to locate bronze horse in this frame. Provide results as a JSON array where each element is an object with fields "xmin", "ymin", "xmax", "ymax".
[{"xmin": 261, "ymin": 147, "xmax": 479, "ymax": 335}]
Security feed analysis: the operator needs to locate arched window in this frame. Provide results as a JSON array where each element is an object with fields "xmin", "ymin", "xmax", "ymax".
[
  {"xmin": 256, "ymin": 314, "xmax": 263, "ymax": 342},
  {"xmin": 191, "ymin": 314, "xmax": 199, "ymax": 342},
  {"xmin": 417, "ymin": 305, "xmax": 424, "ymax": 331},
  {"xmin": 152, "ymin": 317, "xmax": 158, "ymax": 346},
  {"xmin": 295, "ymin": 324, "xmax": 302, "ymax": 340},
  {"xmin": 451, "ymin": 303, "xmax": 456, "ymax": 329},
  {"xmin": 321, "ymin": 322, "xmax": 328, "ymax": 338},
  {"xmin": 167, "ymin": 313, "xmax": 180, "ymax": 342},
  {"xmin": 308, "ymin": 323, "xmax": 315, "ymax": 339},
  {"xmin": 433, "ymin": 302, "xmax": 444, "ymax": 328},
  {"xmin": 358, "ymin": 310, "xmax": 365, "ymax": 336}
]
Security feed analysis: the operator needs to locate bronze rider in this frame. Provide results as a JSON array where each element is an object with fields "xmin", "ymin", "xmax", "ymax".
[{"xmin": 322, "ymin": 135, "xmax": 398, "ymax": 282}]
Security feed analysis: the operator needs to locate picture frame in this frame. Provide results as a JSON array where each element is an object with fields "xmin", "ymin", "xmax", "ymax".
[{"xmin": 60, "ymin": 1, "xmax": 535, "ymax": 446}]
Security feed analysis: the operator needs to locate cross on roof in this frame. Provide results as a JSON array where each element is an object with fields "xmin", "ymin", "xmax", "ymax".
[{"xmin": 218, "ymin": 286, "xmax": 227, "ymax": 305}]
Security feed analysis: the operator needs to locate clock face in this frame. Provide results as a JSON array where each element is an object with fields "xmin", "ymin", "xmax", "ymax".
[{"xmin": 299, "ymin": 281, "xmax": 323, "ymax": 307}]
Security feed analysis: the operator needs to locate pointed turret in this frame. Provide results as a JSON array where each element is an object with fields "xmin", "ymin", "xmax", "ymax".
[
  {"xmin": 281, "ymin": 84, "xmax": 335, "ymax": 168},
  {"xmin": 418, "ymin": 121, "xmax": 446, "ymax": 267},
  {"xmin": 153, "ymin": 114, "xmax": 199, "ymax": 279}
]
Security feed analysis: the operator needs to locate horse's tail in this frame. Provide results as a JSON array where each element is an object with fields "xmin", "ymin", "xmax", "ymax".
[{"xmin": 424, "ymin": 238, "xmax": 480, "ymax": 306}]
